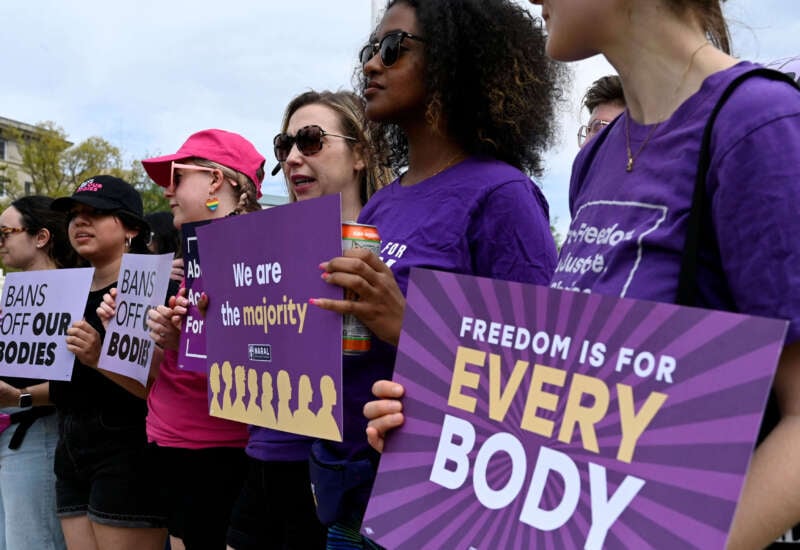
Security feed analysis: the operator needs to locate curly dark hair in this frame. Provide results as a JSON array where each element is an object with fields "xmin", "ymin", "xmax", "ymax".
[
  {"xmin": 11, "ymin": 195, "xmax": 84, "ymax": 268},
  {"xmin": 360, "ymin": 0, "xmax": 569, "ymax": 177}
]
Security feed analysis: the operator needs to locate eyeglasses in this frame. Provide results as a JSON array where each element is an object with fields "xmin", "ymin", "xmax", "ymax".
[
  {"xmin": 273, "ymin": 125, "xmax": 357, "ymax": 163},
  {"xmin": 170, "ymin": 162, "xmax": 217, "ymax": 189},
  {"xmin": 0, "ymin": 226, "xmax": 26, "ymax": 245},
  {"xmin": 359, "ymin": 31, "xmax": 425, "ymax": 68},
  {"xmin": 577, "ymin": 119, "xmax": 611, "ymax": 147}
]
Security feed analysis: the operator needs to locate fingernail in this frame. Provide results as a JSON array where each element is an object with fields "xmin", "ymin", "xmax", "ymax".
[
  {"xmin": 318, "ymin": 263, "xmax": 326, "ymax": 270},
  {"xmin": 321, "ymin": 272, "xmax": 330, "ymax": 280},
  {"xmin": 308, "ymin": 298, "xmax": 317, "ymax": 305}
]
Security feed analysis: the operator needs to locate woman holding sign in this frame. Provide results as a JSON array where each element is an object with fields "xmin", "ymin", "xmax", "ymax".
[
  {"xmin": 308, "ymin": 0, "xmax": 564, "ymax": 545},
  {"xmin": 47, "ymin": 176, "xmax": 167, "ymax": 550},
  {"xmin": 221, "ymin": 91, "xmax": 391, "ymax": 550},
  {"xmin": 369, "ymin": 0, "xmax": 800, "ymax": 547},
  {"xmin": 0, "ymin": 195, "xmax": 79, "ymax": 550},
  {"xmin": 137, "ymin": 130, "xmax": 265, "ymax": 550}
]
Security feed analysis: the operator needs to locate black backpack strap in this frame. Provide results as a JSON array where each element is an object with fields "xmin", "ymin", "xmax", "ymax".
[{"xmin": 676, "ymin": 68, "xmax": 800, "ymax": 306}]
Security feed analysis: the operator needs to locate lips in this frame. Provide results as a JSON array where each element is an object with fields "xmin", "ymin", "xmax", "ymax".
[
  {"xmin": 72, "ymin": 231, "xmax": 94, "ymax": 243},
  {"xmin": 364, "ymin": 80, "xmax": 384, "ymax": 97},
  {"xmin": 291, "ymin": 174, "xmax": 316, "ymax": 196}
]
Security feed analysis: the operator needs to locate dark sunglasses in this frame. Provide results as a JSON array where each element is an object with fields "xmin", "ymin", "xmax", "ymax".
[
  {"xmin": 271, "ymin": 125, "xmax": 357, "ymax": 176},
  {"xmin": 359, "ymin": 30, "xmax": 424, "ymax": 68},
  {"xmin": 273, "ymin": 125, "xmax": 357, "ymax": 162}
]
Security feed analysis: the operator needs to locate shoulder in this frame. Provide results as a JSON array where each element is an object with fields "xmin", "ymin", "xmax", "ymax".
[{"xmin": 709, "ymin": 63, "xmax": 800, "ymax": 150}]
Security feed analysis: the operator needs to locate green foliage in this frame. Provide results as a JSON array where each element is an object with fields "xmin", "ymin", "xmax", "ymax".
[
  {"xmin": 0, "ymin": 121, "xmax": 167, "ymax": 212},
  {"xmin": 126, "ymin": 160, "xmax": 169, "ymax": 214},
  {"xmin": 550, "ymin": 218, "xmax": 563, "ymax": 251}
]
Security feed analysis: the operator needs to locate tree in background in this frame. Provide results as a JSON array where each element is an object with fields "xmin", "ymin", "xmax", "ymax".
[{"xmin": 0, "ymin": 121, "xmax": 168, "ymax": 212}]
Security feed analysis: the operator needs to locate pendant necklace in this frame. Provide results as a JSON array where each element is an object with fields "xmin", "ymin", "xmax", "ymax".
[{"xmin": 625, "ymin": 40, "xmax": 711, "ymax": 173}]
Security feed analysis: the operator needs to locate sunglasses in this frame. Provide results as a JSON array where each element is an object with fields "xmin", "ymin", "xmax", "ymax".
[
  {"xmin": 170, "ymin": 162, "xmax": 218, "ymax": 189},
  {"xmin": 359, "ymin": 30, "xmax": 425, "ymax": 68},
  {"xmin": 272, "ymin": 125, "xmax": 357, "ymax": 164},
  {"xmin": 0, "ymin": 226, "xmax": 26, "ymax": 245}
]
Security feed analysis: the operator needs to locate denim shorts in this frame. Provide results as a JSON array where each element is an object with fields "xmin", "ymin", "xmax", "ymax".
[
  {"xmin": 227, "ymin": 456, "xmax": 326, "ymax": 550},
  {"xmin": 54, "ymin": 410, "xmax": 166, "ymax": 528}
]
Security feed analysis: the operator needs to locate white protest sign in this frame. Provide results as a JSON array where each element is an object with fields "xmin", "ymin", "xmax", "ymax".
[
  {"xmin": 0, "ymin": 267, "xmax": 95, "ymax": 381},
  {"xmin": 98, "ymin": 253, "xmax": 173, "ymax": 386}
]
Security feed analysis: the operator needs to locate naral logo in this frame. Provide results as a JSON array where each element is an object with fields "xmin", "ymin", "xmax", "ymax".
[{"xmin": 248, "ymin": 344, "xmax": 272, "ymax": 362}]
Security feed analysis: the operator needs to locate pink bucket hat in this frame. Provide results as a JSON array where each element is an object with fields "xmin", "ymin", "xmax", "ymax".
[{"xmin": 142, "ymin": 129, "xmax": 266, "ymax": 198}]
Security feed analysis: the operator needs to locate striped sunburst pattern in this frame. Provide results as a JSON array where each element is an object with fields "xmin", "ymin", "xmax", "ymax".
[{"xmin": 362, "ymin": 268, "xmax": 787, "ymax": 550}]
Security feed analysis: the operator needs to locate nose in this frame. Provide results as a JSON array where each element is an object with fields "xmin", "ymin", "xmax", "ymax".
[
  {"xmin": 363, "ymin": 49, "xmax": 382, "ymax": 77},
  {"xmin": 70, "ymin": 212, "xmax": 91, "ymax": 226},
  {"xmin": 163, "ymin": 182, "xmax": 175, "ymax": 197},
  {"xmin": 284, "ymin": 143, "xmax": 305, "ymax": 167}
]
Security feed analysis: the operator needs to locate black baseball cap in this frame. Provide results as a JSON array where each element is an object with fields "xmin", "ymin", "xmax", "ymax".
[{"xmin": 51, "ymin": 175, "xmax": 148, "ymax": 231}]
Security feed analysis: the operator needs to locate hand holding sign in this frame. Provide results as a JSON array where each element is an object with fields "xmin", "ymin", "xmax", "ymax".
[
  {"xmin": 312, "ymin": 247, "xmax": 406, "ymax": 347},
  {"xmin": 66, "ymin": 320, "xmax": 102, "ymax": 368},
  {"xmin": 364, "ymin": 380, "xmax": 405, "ymax": 453}
]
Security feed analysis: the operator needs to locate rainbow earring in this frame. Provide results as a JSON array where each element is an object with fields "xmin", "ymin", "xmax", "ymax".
[{"xmin": 205, "ymin": 197, "xmax": 220, "ymax": 212}]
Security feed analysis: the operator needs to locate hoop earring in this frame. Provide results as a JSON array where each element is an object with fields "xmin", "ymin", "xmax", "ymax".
[{"xmin": 206, "ymin": 197, "xmax": 220, "ymax": 212}]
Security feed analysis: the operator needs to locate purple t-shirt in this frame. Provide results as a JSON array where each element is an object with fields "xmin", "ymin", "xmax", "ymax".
[
  {"xmin": 314, "ymin": 156, "xmax": 557, "ymax": 468},
  {"xmin": 552, "ymin": 62, "xmax": 800, "ymax": 344}
]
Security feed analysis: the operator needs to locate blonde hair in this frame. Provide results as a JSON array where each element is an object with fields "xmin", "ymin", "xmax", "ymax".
[
  {"xmin": 280, "ymin": 90, "xmax": 392, "ymax": 205},
  {"xmin": 189, "ymin": 158, "xmax": 263, "ymax": 215}
]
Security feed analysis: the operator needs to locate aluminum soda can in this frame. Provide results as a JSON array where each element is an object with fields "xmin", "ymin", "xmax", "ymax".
[{"xmin": 342, "ymin": 222, "xmax": 381, "ymax": 355}]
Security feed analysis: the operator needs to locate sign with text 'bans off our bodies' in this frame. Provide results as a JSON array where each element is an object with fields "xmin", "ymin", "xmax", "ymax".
[
  {"xmin": 98, "ymin": 253, "xmax": 174, "ymax": 386},
  {"xmin": 197, "ymin": 194, "xmax": 344, "ymax": 442},
  {"xmin": 362, "ymin": 269, "xmax": 788, "ymax": 549},
  {"xmin": 0, "ymin": 267, "xmax": 94, "ymax": 381}
]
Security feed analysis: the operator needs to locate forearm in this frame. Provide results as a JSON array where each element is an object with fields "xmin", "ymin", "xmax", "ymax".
[
  {"xmin": 25, "ymin": 381, "xmax": 52, "ymax": 407},
  {"xmin": 727, "ymin": 414, "xmax": 800, "ymax": 549},
  {"xmin": 728, "ymin": 341, "xmax": 800, "ymax": 548},
  {"xmin": 0, "ymin": 381, "xmax": 52, "ymax": 408}
]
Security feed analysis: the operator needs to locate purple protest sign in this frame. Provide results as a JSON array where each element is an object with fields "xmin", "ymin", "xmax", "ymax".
[
  {"xmin": 197, "ymin": 194, "xmax": 343, "ymax": 441},
  {"xmin": 0, "ymin": 267, "xmax": 94, "ymax": 381},
  {"xmin": 177, "ymin": 220, "xmax": 213, "ymax": 372},
  {"xmin": 98, "ymin": 252, "xmax": 174, "ymax": 386},
  {"xmin": 363, "ymin": 268, "xmax": 788, "ymax": 549}
]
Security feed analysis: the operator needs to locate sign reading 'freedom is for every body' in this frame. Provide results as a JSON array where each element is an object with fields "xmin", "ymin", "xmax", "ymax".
[
  {"xmin": 363, "ymin": 269, "xmax": 787, "ymax": 549},
  {"xmin": 197, "ymin": 194, "xmax": 344, "ymax": 441}
]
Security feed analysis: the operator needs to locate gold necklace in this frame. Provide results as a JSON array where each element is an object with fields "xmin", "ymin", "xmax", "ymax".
[
  {"xmin": 625, "ymin": 40, "xmax": 710, "ymax": 173},
  {"xmin": 403, "ymin": 152, "xmax": 465, "ymax": 185}
]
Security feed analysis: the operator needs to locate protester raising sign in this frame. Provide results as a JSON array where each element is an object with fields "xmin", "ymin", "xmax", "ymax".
[{"xmin": 363, "ymin": 268, "xmax": 787, "ymax": 549}]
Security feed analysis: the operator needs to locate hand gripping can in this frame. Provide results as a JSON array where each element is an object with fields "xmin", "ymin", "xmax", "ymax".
[{"xmin": 342, "ymin": 222, "xmax": 381, "ymax": 355}]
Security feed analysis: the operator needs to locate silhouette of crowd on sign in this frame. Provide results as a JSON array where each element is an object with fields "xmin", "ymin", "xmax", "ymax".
[{"xmin": 209, "ymin": 361, "xmax": 341, "ymax": 441}]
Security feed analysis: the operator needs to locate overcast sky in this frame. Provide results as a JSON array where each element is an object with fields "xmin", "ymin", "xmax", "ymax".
[{"xmin": 1, "ymin": 1, "xmax": 797, "ymax": 237}]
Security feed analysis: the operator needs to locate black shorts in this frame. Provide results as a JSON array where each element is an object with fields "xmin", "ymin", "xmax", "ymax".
[
  {"xmin": 148, "ymin": 442, "xmax": 247, "ymax": 548},
  {"xmin": 55, "ymin": 410, "xmax": 166, "ymax": 528},
  {"xmin": 227, "ymin": 456, "xmax": 326, "ymax": 550}
]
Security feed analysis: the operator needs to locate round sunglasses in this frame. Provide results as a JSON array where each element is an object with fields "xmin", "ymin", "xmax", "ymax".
[
  {"xmin": 359, "ymin": 30, "xmax": 425, "ymax": 68},
  {"xmin": 273, "ymin": 125, "xmax": 356, "ymax": 163}
]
